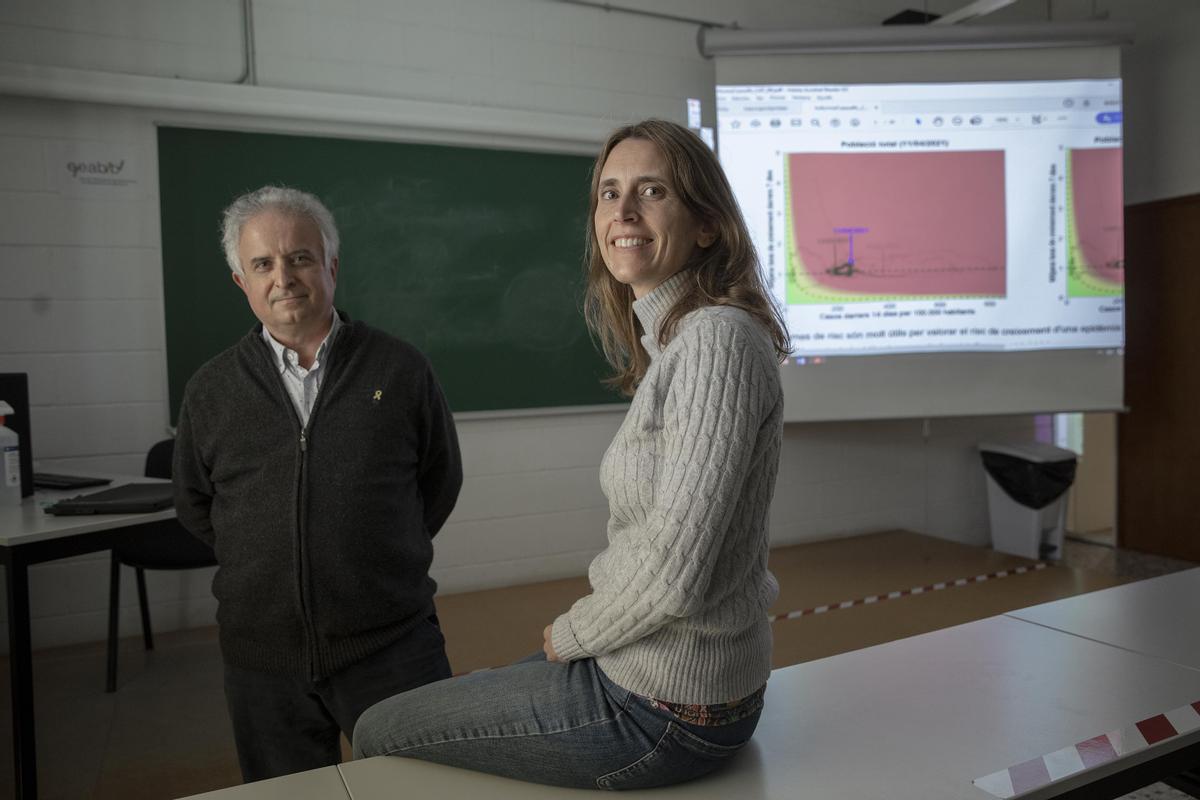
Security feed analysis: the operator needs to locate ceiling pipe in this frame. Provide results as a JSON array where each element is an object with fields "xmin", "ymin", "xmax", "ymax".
[{"xmin": 698, "ymin": 20, "xmax": 1132, "ymax": 57}]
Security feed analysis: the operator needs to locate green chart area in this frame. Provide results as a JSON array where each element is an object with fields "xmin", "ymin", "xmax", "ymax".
[
  {"xmin": 1065, "ymin": 151, "xmax": 1125, "ymax": 299},
  {"xmin": 784, "ymin": 169, "xmax": 904, "ymax": 304}
]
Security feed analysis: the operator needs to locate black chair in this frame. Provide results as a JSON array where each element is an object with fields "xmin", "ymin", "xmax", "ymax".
[{"xmin": 105, "ymin": 439, "xmax": 217, "ymax": 692}]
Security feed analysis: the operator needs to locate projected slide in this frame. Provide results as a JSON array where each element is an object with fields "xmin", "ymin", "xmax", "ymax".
[
  {"xmin": 717, "ymin": 78, "xmax": 1126, "ymax": 357},
  {"xmin": 785, "ymin": 151, "xmax": 1006, "ymax": 304},
  {"xmin": 1066, "ymin": 147, "xmax": 1124, "ymax": 298}
]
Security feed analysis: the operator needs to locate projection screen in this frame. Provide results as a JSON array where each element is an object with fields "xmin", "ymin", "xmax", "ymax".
[{"xmin": 708, "ymin": 24, "xmax": 1130, "ymax": 422}]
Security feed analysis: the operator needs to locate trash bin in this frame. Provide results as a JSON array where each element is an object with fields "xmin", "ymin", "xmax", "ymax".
[{"xmin": 978, "ymin": 441, "xmax": 1078, "ymax": 561}]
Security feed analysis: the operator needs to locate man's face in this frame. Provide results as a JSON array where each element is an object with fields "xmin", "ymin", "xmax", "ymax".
[{"xmin": 233, "ymin": 209, "xmax": 338, "ymax": 339}]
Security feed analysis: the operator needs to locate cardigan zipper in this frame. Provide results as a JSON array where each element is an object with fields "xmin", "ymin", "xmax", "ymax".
[
  {"xmin": 258, "ymin": 320, "xmax": 347, "ymax": 682},
  {"xmin": 252, "ymin": 333, "xmax": 320, "ymax": 680},
  {"xmin": 296, "ymin": 335, "xmax": 336, "ymax": 680},
  {"xmin": 297, "ymin": 426, "xmax": 318, "ymax": 681}
]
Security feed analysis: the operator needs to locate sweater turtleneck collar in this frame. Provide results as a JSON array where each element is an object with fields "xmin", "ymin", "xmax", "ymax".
[{"xmin": 632, "ymin": 269, "xmax": 691, "ymax": 359}]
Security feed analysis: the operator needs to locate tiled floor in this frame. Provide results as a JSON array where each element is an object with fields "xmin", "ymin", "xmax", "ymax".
[
  {"xmin": 1062, "ymin": 534, "xmax": 1198, "ymax": 580},
  {"xmin": 0, "ymin": 530, "xmax": 1195, "ymax": 799}
]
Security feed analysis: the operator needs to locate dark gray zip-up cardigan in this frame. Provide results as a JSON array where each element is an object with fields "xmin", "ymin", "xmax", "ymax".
[{"xmin": 173, "ymin": 315, "xmax": 462, "ymax": 678}]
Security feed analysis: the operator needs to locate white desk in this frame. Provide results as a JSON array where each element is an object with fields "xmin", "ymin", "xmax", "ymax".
[
  {"xmin": 180, "ymin": 766, "xmax": 349, "ymax": 799},
  {"xmin": 1007, "ymin": 568, "xmax": 1200, "ymax": 671},
  {"xmin": 334, "ymin": 615, "xmax": 1200, "ymax": 800},
  {"xmin": 0, "ymin": 479, "xmax": 174, "ymax": 800}
]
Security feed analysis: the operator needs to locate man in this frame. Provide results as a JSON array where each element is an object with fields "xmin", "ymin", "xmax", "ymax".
[{"xmin": 173, "ymin": 185, "xmax": 462, "ymax": 781}]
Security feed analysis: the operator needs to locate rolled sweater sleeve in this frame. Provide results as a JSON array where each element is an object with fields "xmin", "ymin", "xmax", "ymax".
[{"xmin": 552, "ymin": 317, "xmax": 773, "ymax": 662}]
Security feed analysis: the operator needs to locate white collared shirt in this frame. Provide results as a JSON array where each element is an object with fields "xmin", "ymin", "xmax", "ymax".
[{"xmin": 261, "ymin": 311, "xmax": 342, "ymax": 427}]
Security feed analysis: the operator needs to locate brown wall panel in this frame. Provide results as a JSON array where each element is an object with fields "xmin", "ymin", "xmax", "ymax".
[{"xmin": 1118, "ymin": 193, "xmax": 1200, "ymax": 561}]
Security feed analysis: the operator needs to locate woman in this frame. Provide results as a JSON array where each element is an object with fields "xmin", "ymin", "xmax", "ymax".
[{"xmin": 353, "ymin": 119, "xmax": 790, "ymax": 790}]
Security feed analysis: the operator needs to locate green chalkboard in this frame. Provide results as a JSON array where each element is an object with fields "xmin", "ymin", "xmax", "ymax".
[{"xmin": 158, "ymin": 126, "xmax": 622, "ymax": 420}]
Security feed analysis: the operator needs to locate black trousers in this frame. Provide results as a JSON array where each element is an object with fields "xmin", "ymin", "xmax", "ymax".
[{"xmin": 223, "ymin": 615, "xmax": 453, "ymax": 782}]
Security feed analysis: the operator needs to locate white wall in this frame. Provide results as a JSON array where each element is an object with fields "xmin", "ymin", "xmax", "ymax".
[
  {"xmin": 849, "ymin": 0, "xmax": 1200, "ymax": 205},
  {"xmin": 2, "ymin": 0, "xmax": 1184, "ymax": 652}
]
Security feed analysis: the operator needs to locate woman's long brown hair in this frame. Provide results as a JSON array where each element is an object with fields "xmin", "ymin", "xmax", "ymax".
[{"xmin": 583, "ymin": 119, "xmax": 791, "ymax": 396}]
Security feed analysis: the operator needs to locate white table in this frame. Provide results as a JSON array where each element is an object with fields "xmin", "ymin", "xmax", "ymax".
[
  {"xmin": 333, "ymin": 615, "xmax": 1200, "ymax": 800},
  {"xmin": 1007, "ymin": 568, "xmax": 1200, "ymax": 671},
  {"xmin": 0, "ymin": 478, "xmax": 174, "ymax": 800},
  {"xmin": 180, "ymin": 766, "xmax": 349, "ymax": 799},
  {"xmin": 177, "ymin": 572, "xmax": 1200, "ymax": 800}
]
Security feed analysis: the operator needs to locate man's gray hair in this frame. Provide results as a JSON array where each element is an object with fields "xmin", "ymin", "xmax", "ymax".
[{"xmin": 220, "ymin": 185, "xmax": 340, "ymax": 275}]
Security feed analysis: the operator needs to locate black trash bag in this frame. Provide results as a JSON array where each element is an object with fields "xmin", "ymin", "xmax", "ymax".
[{"xmin": 981, "ymin": 451, "xmax": 1076, "ymax": 510}]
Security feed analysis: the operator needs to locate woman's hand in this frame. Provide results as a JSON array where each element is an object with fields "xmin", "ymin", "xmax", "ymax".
[{"xmin": 543, "ymin": 624, "xmax": 562, "ymax": 662}]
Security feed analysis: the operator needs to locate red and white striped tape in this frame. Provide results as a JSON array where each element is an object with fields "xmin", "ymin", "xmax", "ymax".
[
  {"xmin": 973, "ymin": 700, "xmax": 1200, "ymax": 798},
  {"xmin": 767, "ymin": 562, "xmax": 1048, "ymax": 624}
]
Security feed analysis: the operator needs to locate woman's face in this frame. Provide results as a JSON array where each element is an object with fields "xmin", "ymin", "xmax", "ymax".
[{"xmin": 594, "ymin": 138, "xmax": 714, "ymax": 299}]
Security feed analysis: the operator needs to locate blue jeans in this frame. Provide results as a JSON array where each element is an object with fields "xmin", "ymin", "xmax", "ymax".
[
  {"xmin": 352, "ymin": 653, "xmax": 761, "ymax": 790},
  {"xmin": 224, "ymin": 614, "xmax": 452, "ymax": 782}
]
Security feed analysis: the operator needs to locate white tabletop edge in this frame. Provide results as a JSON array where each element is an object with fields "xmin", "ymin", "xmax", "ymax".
[{"xmin": 176, "ymin": 765, "xmax": 350, "ymax": 799}]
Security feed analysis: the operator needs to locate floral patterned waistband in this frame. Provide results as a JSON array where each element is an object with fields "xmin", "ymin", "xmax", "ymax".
[{"xmin": 645, "ymin": 685, "xmax": 766, "ymax": 727}]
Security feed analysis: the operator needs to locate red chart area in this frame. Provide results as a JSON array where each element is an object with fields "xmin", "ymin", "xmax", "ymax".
[
  {"xmin": 1069, "ymin": 147, "xmax": 1124, "ymax": 285},
  {"xmin": 788, "ymin": 150, "xmax": 1007, "ymax": 297}
]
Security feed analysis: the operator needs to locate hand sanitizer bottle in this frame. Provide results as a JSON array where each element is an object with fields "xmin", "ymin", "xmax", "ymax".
[{"xmin": 0, "ymin": 400, "xmax": 21, "ymax": 506}]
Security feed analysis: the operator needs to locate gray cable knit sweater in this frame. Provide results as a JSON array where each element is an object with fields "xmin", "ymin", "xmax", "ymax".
[{"xmin": 550, "ymin": 271, "xmax": 783, "ymax": 705}]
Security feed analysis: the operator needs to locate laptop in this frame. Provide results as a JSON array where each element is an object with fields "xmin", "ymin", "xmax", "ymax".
[
  {"xmin": 44, "ymin": 482, "xmax": 174, "ymax": 515},
  {"xmin": 34, "ymin": 472, "xmax": 113, "ymax": 490}
]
